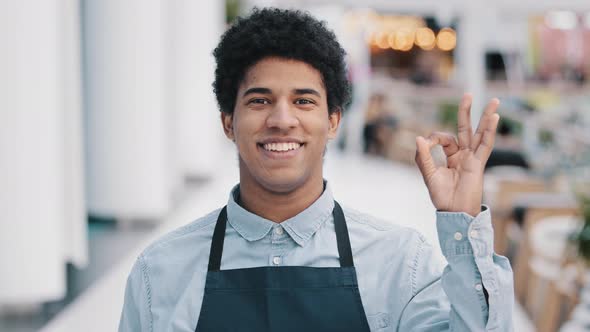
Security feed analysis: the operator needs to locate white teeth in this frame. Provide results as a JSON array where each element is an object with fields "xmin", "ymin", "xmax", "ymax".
[{"xmin": 262, "ymin": 142, "xmax": 302, "ymax": 152}]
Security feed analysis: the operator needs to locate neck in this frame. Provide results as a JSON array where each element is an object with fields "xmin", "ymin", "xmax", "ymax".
[{"xmin": 237, "ymin": 173, "xmax": 324, "ymax": 224}]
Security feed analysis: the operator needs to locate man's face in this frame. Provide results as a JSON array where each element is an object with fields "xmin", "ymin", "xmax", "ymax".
[{"xmin": 222, "ymin": 57, "xmax": 341, "ymax": 194}]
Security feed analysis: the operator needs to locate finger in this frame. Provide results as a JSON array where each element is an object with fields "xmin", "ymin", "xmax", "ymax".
[
  {"xmin": 457, "ymin": 93, "xmax": 473, "ymax": 149},
  {"xmin": 471, "ymin": 98, "xmax": 500, "ymax": 151},
  {"xmin": 475, "ymin": 113, "xmax": 500, "ymax": 161},
  {"xmin": 427, "ymin": 132, "xmax": 460, "ymax": 157},
  {"xmin": 415, "ymin": 136, "xmax": 437, "ymax": 179}
]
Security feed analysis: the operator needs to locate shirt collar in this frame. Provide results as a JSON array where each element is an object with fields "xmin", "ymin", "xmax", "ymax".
[{"xmin": 226, "ymin": 181, "xmax": 335, "ymax": 247}]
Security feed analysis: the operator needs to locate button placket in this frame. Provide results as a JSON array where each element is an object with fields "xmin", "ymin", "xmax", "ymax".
[
  {"xmin": 274, "ymin": 226, "xmax": 284, "ymax": 236},
  {"xmin": 273, "ymin": 256, "xmax": 282, "ymax": 265},
  {"xmin": 271, "ymin": 225, "xmax": 286, "ymax": 244},
  {"xmin": 270, "ymin": 226, "xmax": 285, "ymax": 266}
]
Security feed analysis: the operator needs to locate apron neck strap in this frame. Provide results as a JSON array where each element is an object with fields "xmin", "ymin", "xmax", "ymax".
[
  {"xmin": 208, "ymin": 206, "xmax": 228, "ymax": 272},
  {"xmin": 207, "ymin": 200, "xmax": 354, "ymax": 272},
  {"xmin": 332, "ymin": 201, "xmax": 354, "ymax": 268}
]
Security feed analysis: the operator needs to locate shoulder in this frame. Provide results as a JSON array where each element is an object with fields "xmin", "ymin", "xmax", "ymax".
[
  {"xmin": 341, "ymin": 204, "xmax": 427, "ymax": 248},
  {"xmin": 340, "ymin": 205, "xmax": 440, "ymax": 301},
  {"xmin": 342, "ymin": 207, "xmax": 428, "ymax": 265},
  {"xmin": 140, "ymin": 208, "xmax": 221, "ymax": 261}
]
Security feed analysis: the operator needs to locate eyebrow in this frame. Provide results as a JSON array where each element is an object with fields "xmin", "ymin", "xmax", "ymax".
[
  {"xmin": 293, "ymin": 88, "xmax": 321, "ymax": 97},
  {"xmin": 242, "ymin": 87, "xmax": 322, "ymax": 98},
  {"xmin": 242, "ymin": 87, "xmax": 272, "ymax": 97}
]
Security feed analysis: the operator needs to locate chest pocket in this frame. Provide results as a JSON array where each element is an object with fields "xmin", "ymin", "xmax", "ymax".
[{"xmin": 367, "ymin": 312, "xmax": 391, "ymax": 331}]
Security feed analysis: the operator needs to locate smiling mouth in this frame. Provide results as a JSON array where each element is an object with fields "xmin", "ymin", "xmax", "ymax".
[
  {"xmin": 258, "ymin": 142, "xmax": 304, "ymax": 152},
  {"xmin": 260, "ymin": 142, "xmax": 303, "ymax": 152}
]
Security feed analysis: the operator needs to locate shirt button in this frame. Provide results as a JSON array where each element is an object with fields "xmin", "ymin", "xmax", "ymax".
[
  {"xmin": 475, "ymin": 283, "xmax": 483, "ymax": 291},
  {"xmin": 274, "ymin": 227, "xmax": 284, "ymax": 236},
  {"xmin": 272, "ymin": 256, "xmax": 281, "ymax": 265},
  {"xmin": 470, "ymin": 230, "xmax": 479, "ymax": 239},
  {"xmin": 454, "ymin": 232, "xmax": 463, "ymax": 241}
]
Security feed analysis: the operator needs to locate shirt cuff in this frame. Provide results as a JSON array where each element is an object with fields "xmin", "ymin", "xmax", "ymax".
[{"xmin": 436, "ymin": 205, "xmax": 494, "ymax": 259}]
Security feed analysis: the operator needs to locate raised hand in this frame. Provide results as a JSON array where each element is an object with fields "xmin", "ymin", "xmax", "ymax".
[{"xmin": 415, "ymin": 93, "xmax": 500, "ymax": 217}]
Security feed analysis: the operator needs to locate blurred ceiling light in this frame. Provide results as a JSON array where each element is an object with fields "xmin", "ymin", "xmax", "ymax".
[
  {"xmin": 389, "ymin": 29, "xmax": 414, "ymax": 51},
  {"xmin": 376, "ymin": 15, "xmax": 425, "ymax": 31},
  {"xmin": 387, "ymin": 31, "xmax": 399, "ymax": 50},
  {"xmin": 365, "ymin": 13, "xmax": 430, "ymax": 50},
  {"xmin": 436, "ymin": 28, "xmax": 456, "ymax": 51},
  {"xmin": 415, "ymin": 27, "xmax": 436, "ymax": 50},
  {"xmin": 545, "ymin": 10, "xmax": 578, "ymax": 30}
]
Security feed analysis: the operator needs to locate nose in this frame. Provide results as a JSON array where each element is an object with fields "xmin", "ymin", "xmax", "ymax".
[{"xmin": 265, "ymin": 99, "xmax": 299, "ymax": 130}]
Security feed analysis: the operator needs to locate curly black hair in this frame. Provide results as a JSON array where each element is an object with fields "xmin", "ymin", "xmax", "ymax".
[{"xmin": 213, "ymin": 7, "xmax": 351, "ymax": 115}]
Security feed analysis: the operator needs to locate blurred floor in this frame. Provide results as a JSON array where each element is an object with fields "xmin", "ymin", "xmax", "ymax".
[
  {"xmin": 0, "ymin": 220, "xmax": 153, "ymax": 332},
  {"xmin": 8, "ymin": 150, "xmax": 534, "ymax": 331}
]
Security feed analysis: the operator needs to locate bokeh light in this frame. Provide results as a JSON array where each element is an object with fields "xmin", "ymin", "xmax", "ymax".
[
  {"xmin": 415, "ymin": 27, "xmax": 436, "ymax": 50},
  {"xmin": 389, "ymin": 29, "xmax": 415, "ymax": 51},
  {"xmin": 376, "ymin": 31, "xmax": 391, "ymax": 49},
  {"xmin": 436, "ymin": 28, "xmax": 457, "ymax": 51}
]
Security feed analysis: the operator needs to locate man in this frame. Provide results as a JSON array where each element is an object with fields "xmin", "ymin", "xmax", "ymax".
[{"xmin": 119, "ymin": 8, "xmax": 513, "ymax": 332}]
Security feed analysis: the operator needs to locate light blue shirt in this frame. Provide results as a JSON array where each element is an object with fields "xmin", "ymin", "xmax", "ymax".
[{"xmin": 119, "ymin": 182, "xmax": 514, "ymax": 331}]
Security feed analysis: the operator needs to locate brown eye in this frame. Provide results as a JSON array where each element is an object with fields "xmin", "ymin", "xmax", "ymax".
[
  {"xmin": 294, "ymin": 99, "xmax": 314, "ymax": 105},
  {"xmin": 248, "ymin": 98, "xmax": 270, "ymax": 105}
]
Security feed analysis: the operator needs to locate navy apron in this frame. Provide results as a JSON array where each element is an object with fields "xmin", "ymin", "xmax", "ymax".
[{"xmin": 195, "ymin": 201, "xmax": 371, "ymax": 332}]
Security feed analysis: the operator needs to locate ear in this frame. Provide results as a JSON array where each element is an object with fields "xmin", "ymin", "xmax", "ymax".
[
  {"xmin": 327, "ymin": 108, "xmax": 342, "ymax": 140},
  {"xmin": 221, "ymin": 112, "xmax": 235, "ymax": 141}
]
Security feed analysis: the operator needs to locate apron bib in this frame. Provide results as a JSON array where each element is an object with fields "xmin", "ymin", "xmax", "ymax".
[{"xmin": 195, "ymin": 201, "xmax": 371, "ymax": 332}]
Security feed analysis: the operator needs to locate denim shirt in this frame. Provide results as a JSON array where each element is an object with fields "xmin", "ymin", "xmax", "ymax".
[{"xmin": 119, "ymin": 182, "xmax": 514, "ymax": 331}]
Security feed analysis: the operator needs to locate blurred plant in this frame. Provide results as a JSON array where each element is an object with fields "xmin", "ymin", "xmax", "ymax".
[
  {"xmin": 561, "ymin": 195, "xmax": 590, "ymax": 332},
  {"xmin": 226, "ymin": 0, "xmax": 241, "ymax": 24},
  {"xmin": 571, "ymin": 196, "xmax": 590, "ymax": 264},
  {"xmin": 498, "ymin": 116, "xmax": 523, "ymax": 136},
  {"xmin": 538, "ymin": 128, "xmax": 555, "ymax": 147},
  {"xmin": 438, "ymin": 101, "xmax": 459, "ymax": 129}
]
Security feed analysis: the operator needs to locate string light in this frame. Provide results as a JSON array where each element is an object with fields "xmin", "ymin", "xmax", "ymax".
[
  {"xmin": 415, "ymin": 27, "xmax": 436, "ymax": 50},
  {"xmin": 389, "ymin": 29, "xmax": 415, "ymax": 51},
  {"xmin": 436, "ymin": 28, "xmax": 456, "ymax": 51},
  {"xmin": 376, "ymin": 31, "xmax": 391, "ymax": 49},
  {"xmin": 362, "ymin": 12, "xmax": 458, "ymax": 53}
]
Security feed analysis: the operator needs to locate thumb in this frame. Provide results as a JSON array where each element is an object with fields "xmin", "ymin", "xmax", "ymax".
[{"xmin": 415, "ymin": 136, "xmax": 437, "ymax": 180}]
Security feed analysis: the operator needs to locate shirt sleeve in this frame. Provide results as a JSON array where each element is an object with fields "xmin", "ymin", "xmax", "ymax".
[
  {"xmin": 398, "ymin": 206, "xmax": 514, "ymax": 331},
  {"xmin": 118, "ymin": 255, "xmax": 153, "ymax": 332}
]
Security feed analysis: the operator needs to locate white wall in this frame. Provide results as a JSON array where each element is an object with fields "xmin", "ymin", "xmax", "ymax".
[
  {"xmin": 167, "ymin": 0, "xmax": 226, "ymax": 179},
  {"xmin": 83, "ymin": 0, "xmax": 226, "ymax": 221},
  {"xmin": 83, "ymin": 0, "xmax": 172, "ymax": 220},
  {"xmin": 0, "ymin": 0, "xmax": 87, "ymax": 304}
]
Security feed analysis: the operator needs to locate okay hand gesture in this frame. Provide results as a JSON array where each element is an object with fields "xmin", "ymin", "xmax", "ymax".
[{"xmin": 415, "ymin": 94, "xmax": 500, "ymax": 217}]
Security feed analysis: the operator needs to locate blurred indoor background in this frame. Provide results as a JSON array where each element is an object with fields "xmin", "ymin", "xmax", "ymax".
[{"xmin": 1, "ymin": 0, "xmax": 590, "ymax": 331}]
